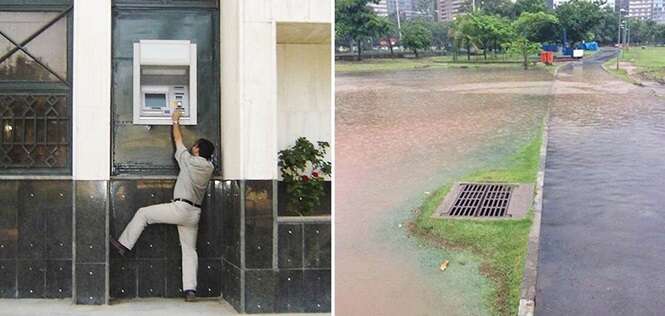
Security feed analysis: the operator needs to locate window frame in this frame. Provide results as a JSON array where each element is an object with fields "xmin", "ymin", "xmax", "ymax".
[{"xmin": 0, "ymin": 2, "xmax": 73, "ymax": 175}]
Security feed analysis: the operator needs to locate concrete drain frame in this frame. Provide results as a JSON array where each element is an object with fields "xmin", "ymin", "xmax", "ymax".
[{"xmin": 432, "ymin": 182, "xmax": 534, "ymax": 220}]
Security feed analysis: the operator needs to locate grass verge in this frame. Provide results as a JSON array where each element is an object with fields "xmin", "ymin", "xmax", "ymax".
[
  {"xmin": 410, "ymin": 127, "xmax": 543, "ymax": 316},
  {"xmin": 603, "ymin": 47, "xmax": 665, "ymax": 84},
  {"xmin": 602, "ymin": 57, "xmax": 642, "ymax": 85},
  {"xmin": 336, "ymin": 55, "xmax": 540, "ymax": 74}
]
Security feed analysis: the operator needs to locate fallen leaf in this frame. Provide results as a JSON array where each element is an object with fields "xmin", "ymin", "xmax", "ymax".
[{"xmin": 439, "ymin": 260, "xmax": 449, "ymax": 272}]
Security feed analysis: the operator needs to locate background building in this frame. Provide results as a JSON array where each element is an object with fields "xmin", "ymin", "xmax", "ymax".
[
  {"xmin": 438, "ymin": 0, "xmax": 466, "ymax": 21},
  {"xmin": 616, "ymin": 0, "xmax": 630, "ymax": 13},
  {"xmin": 655, "ymin": 0, "xmax": 665, "ymax": 22},
  {"xmin": 387, "ymin": 0, "xmax": 415, "ymax": 14},
  {"xmin": 628, "ymin": 0, "xmax": 654, "ymax": 19},
  {"xmin": 0, "ymin": 0, "xmax": 332, "ymax": 313},
  {"xmin": 369, "ymin": 0, "xmax": 389, "ymax": 16},
  {"xmin": 553, "ymin": 0, "xmax": 570, "ymax": 8}
]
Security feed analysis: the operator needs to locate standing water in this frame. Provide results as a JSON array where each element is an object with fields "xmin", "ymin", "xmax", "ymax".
[{"xmin": 336, "ymin": 67, "xmax": 552, "ymax": 315}]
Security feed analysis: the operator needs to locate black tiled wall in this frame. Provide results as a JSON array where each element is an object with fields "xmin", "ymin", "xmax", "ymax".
[
  {"xmin": 76, "ymin": 263, "xmax": 106, "ymax": 305},
  {"xmin": 0, "ymin": 180, "xmax": 73, "ymax": 299},
  {"xmin": 0, "ymin": 179, "xmax": 332, "ymax": 313},
  {"xmin": 75, "ymin": 180, "xmax": 109, "ymax": 305},
  {"xmin": 245, "ymin": 180, "xmax": 273, "ymax": 269},
  {"xmin": 274, "ymin": 221, "xmax": 331, "ymax": 314},
  {"xmin": 108, "ymin": 180, "xmax": 222, "ymax": 299},
  {"xmin": 222, "ymin": 180, "xmax": 241, "ymax": 266},
  {"xmin": 224, "ymin": 180, "xmax": 332, "ymax": 314},
  {"xmin": 277, "ymin": 181, "xmax": 331, "ymax": 217}
]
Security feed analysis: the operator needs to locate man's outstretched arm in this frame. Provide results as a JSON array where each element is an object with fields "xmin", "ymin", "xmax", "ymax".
[
  {"xmin": 172, "ymin": 109, "xmax": 184, "ymax": 147},
  {"xmin": 172, "ymin": 109, "xmax": 190, "ymax": 165}
]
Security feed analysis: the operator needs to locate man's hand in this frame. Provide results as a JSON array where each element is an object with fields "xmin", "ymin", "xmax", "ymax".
[
  {"xmin": 172, "ymin": 106, "xmax": 184, "ymax": 147},
  {"xmin": 172, "ymin": 108, "xmax": 182, "ymax": 124}
]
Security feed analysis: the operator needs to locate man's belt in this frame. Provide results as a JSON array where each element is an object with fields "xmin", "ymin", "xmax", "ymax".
[{"xmin": 173, "ymin": 198, "xmax": 201, "ymax": 208}]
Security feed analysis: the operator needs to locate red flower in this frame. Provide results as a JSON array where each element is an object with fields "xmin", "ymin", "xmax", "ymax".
[
  {"xmin": 312, "ymin": 172, "xmax": 319, "ymax": 178},
  {"xmin": 301, "ymin": 175, "xmax": 309, "ymax": 182}
]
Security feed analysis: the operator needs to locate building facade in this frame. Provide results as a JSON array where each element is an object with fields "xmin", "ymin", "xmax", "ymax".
[
  {"xmin": 438, "ymin": 0, "xmax": 466, "ymax": 21},
  {"xmin": 628, "ymin": 0, "xmax": 654, "ymax": 19},
  {"xmin": 0, "ymin": 0, "xmax": 332, "ymax": 314},
  {"xmin": 369, "ymin": 0, "xmax": 389, "ymax": 17},
  {"xmin": 655, "ymin": 0, "xmax": 665, "ymax": 22},
  {"xmin": 387, "ymin": 0, "xmax": 415, "ymax": 14}
]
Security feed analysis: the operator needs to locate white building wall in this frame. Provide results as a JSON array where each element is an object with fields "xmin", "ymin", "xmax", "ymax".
[
  {"xmin": 220, "ymin": 0, "xmax": 243, "ymax": 179},
  {"xmin": 277, "ymin": 44, "xmax": 332, "ymax": 172},
  {"xmin": 72, "ymin": 0, "xmax": 111, "ymax": 180},
  {"xmin": 221, "ymin": 0, "xmax": 332, "ymax": 180}
]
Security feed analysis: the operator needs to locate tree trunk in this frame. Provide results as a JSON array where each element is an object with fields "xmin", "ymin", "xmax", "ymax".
[
  {"xmin": 493, "ymin": 40, "xmax": 498, "ymax": 58},
  {"xmin": 467, "ymin": 42, "xmax": 471, "ymax": 61},
  {"xmin": 356, "ymin": 38, "xmax": 362, "ymax": 61},
  {"xmin": 388, "ymin": 40, "xmax": 394, "ymax": 57},
  {"xmin": 523, "ymin": 51, "xmax": 528, "ymax": 70},
  {"xmin": 414, "ymin": 48, "xmax": 418, "ymax": 58}
]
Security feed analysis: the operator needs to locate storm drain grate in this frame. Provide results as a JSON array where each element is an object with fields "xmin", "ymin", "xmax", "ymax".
[{"xmin": 448, "ymin": 183, "xmax": 514, "ymax": 217}]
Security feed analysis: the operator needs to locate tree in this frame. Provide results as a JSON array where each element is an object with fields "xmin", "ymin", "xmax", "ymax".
[
  {"xmin": 335, "ymin": 0, "xmax": 381, "ymax": 60},
  {"xmin": 401, "ymin": 21, "xmax": 433, "ymax": 57},
  {"xmin": 513, "ymin": 0, "xmax": 548, "ymax": 17},
  {"xmin": 452, "ymin": 13, "xmax": 513, "ymax": 60},
  {"xmin": 593, "ymin": 7, "xmax": 619, "ymax": 45},
  {"xmin": 374, "ymin": 16, "xmax": 399, "ymax": 56},
  {"xmin": 428, "ymin": 21, "xmax": 451, "ymax": 52},
  {"xmin": 479, "ymin": 0, "xmax": 514, "ymax": 17},
  {"xmin": 656, "ymin": 24, "xmax": 665, "ymax": 44},
  {"xmin": 514, "ymin": 11, "xmax": 560, "ymax": 43},
  {"xmin": 452, "ymin": 14, "xmax": 478, "ymax": 61},
  {"xmin": 555, "ymin": 0, "xmax": 604, "ymax": 45},
  {"xmin": 504, "ymin": 36, "xmax": 541, "ymax": 69}
]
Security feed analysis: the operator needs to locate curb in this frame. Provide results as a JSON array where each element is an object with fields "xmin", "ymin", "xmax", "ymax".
[{"xmin": 517, "ymin": 110, "xmax": 550, "ymax": 316}]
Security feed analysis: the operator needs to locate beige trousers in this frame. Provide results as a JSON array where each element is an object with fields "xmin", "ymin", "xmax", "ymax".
[{"xmin": 118, "ymin": 201, "xmax": 201, "ymax": 291}]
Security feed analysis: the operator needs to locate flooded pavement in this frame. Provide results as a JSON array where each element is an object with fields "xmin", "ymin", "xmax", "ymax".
[
  {"xmin": 336, "ymin": 68, "xmax": 552, "ymax": 315},
  {"xmin": 536, "ymin": 49, "xmax": 665, "ymax": 315}
]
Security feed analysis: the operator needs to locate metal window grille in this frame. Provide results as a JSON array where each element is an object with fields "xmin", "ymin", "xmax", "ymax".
[{"xmin": 0, "ymin": 3, "xmax": 72, "ymax": 174}]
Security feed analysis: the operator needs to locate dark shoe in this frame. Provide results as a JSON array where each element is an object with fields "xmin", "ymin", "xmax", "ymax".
[
  {"xmin": 184, "ymin": 289, "xmax": 196, "ymax": 302},
  {"xmin": 110, "ymin": 238, "xmax": 129, "ymax": 257}
]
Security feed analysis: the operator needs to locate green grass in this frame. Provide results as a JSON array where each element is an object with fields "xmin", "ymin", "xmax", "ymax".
[
  {"xmin": 602, "ymin": 57, "xmax": 641, "ymax": 85},
  {"xmin": 606, "ymin": 46, "xmax": 665, "ymax": 83},
  {"xmin": 336, "ymin": 55, "xmax": 541, "ymax": 74},
  {"xmin": 413, "ymin": 126, "xmax": 543, "ymax": 316},
  {"xmin": 335, "ymin": 57, "xmax": 448, "ymax": 73},
  {"xmin": 603, "ymin": 58, "xmax": 637, "ymax": 83}
]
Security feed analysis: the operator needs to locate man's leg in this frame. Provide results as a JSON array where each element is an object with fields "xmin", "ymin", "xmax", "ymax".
[
  {"xmin": 178, "ymin": 224, "xmax": 199, "ymax": 292},
  {"xmin": 117, "ymin": 202, "xmax": 181, "ymax": 250}
]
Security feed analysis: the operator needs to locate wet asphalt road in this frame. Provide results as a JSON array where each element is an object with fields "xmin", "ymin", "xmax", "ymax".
[{"xmin": 536, "ymin": 49, "xmax": 665, "ymax": 315}]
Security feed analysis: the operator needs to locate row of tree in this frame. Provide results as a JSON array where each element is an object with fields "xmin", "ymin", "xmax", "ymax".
[{"xmin": 336, "ymin": 0, "xmax": 665, "ymax": 67}]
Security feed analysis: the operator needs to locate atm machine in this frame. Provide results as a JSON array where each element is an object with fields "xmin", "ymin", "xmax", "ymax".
[{"xmin": 133, "ymin": 40, "xmax": 197, "ymax": 125}]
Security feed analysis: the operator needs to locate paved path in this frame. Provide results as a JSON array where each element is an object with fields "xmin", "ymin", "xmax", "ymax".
[
  {"xmin": 0, "ymin": 298, "xmax": 327, "ymax": 316},
  {"xmin": 536, "ymin": 49, "xmax": 665, "ymax": 315}
]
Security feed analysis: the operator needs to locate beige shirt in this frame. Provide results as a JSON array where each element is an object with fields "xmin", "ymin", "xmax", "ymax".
[{"xmin": 173, "ymin": 143, "xmax": 214, "ymax": 205}]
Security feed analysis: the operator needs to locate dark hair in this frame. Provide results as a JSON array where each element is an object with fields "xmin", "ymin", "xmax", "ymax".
[{"xmin": 195, "ymin": 138, "xmax": 214, "ymax": 160}]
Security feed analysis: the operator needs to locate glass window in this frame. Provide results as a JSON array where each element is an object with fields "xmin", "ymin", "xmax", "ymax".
[
  {"xmin": 0, "ymin": 12, "xmax": 68, "ymax": 82},
  {"xmin": 0, "ymin": 5, "xmax": 72, "ymax": 174}
]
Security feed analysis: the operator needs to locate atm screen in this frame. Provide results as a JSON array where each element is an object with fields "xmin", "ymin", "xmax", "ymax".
[{"xmin": 145, "ymin": 93, "xmax": 166, "ymax": 109}]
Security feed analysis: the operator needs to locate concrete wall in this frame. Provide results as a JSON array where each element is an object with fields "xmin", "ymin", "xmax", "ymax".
[
  {"xmin": 72, "ymin": 0, "xmax": 111, "ymax": 181},
  {"xmin": 220, "ymin": 0, "xmax": 332, "ymax": 180}
]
